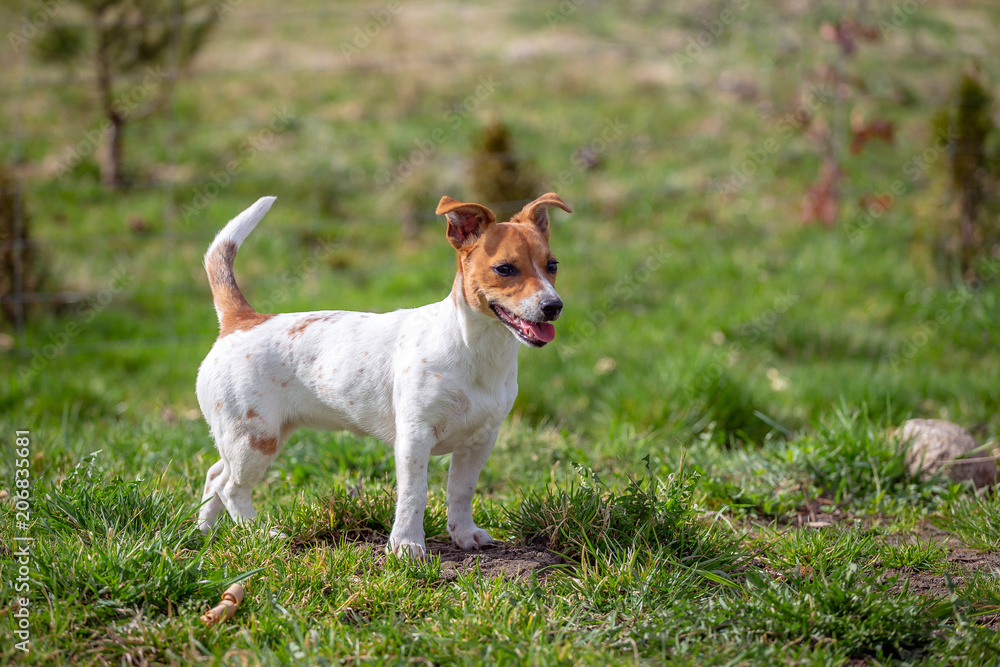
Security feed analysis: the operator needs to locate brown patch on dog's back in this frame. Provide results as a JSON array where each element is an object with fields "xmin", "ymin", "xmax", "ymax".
[
  {"xmin": 206, "ymin": 240, "xmax": 274, "ymax": 338},
  {"xmin": 286, "ymin": 312, "xmax": 342, "ymax": 339},
  {"xmin": 287, "ymin": 315, "xmax": 322, "ymax": 338}
]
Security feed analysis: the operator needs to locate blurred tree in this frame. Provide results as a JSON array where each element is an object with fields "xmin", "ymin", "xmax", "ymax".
[
  {"xmin": 470, "ymin": 120, "xmax": 537, "ymax": 221},
  {"xmin": 801, "ymin": 15, "xmax": 885, "ymax": 229},
  {"xmin": 0, "ymin": 165, "xmax": 47, "ymax": 327},
  {"xmin": 30, "ymin": 0, "xmax": 219, "ymax": 188},
  {"xmin": 934, "ymin": 65, "xmax": 999, "ymax": 280}
]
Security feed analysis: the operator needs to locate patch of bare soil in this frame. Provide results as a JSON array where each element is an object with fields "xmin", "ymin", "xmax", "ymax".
[
  {"xmin": 739, "ymin": 512, "xmax": 1000, "ymax": 620},
  {"xmin": 914, "ymin": 519, "xmax": 1000, "ymax": 579},
  {"xmin": 882, "ymin": 521, "xmax": 1000, "ymax": 624},
  {"xmin": 425, "ymin": 540, "xmax": 567, "ymax": 582},
  {"xmin": 784, "ymin": 497, "xmax": 852, "ymax": 528},
  {"xmin": 301, "ymin": 536, "xmax": 567, "ymax": 582},
  {"xmin": 882, "ymin": 556, "xmax": 1000, "ymax": 629},
  {"xmin": 945, "ymin": 547, "xmax": 1000, "ymax": 572},
  {"xmin": 734, "ymin": 499, "xmax": 861, "ymax": 537}
]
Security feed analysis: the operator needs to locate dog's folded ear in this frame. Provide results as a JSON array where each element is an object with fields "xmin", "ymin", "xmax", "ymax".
[
  {"xmin": 436, "ymin": 197, "xmax": 497, "ymax": 249},
  {"xmin": 511, "ymin": 193, "xmax": 571, "ymax": 239}
]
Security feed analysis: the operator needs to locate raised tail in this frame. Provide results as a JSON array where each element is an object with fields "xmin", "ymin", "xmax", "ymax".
[{"xmin": 204, "ymin": 196, "xmax": 276, "ymax": 337}]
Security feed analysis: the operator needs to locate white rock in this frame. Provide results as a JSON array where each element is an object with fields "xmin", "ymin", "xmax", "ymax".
[{"xmin": 901, "ymin": 419, "xmax": 997, "ymax": 488}]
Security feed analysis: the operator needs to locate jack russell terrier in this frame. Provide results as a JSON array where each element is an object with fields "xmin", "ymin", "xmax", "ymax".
[{"xmin": 196, "ymin": 193, "xmax": 570, "ymax": 557}]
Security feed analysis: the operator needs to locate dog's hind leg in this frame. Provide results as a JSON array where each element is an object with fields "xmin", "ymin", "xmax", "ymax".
[
  {"xmin": 198, "ymin": 458, "xmax": 229, "ymax": 534},
  {"xmin": 214, "ymin": 424, "xmax": 291, "ymax": 529}
]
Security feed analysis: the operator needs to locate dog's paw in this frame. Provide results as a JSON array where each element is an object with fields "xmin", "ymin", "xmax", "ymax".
[
  {"xmin": 386, "ymin": 536, "xmax": 427, "ymax": 560},
  {"xmin": 450, "ymin": 526, "xmax": 495, "ymax": 550}
]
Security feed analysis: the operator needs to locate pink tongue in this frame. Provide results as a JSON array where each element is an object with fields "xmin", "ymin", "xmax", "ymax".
[{"xmin": 526, "ymin": 321, "xmax": 556, "ymax": 343}]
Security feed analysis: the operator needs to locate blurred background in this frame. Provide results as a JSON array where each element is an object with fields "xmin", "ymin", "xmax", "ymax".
[{"xmin": 2, "ymin": 0, "xmax": 999, "ymax": 483}]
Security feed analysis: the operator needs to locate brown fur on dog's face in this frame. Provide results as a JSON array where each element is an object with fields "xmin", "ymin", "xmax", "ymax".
[
  {"xmin": 437, "ymin": 193, "xmax": 570, "ymax": 345},
  {"xmin": 458, "ymin": 221, "xmax": 556, "ymax": 317}
]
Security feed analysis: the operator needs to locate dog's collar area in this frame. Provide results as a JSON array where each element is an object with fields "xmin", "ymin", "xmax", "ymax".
[{"xmin": 490, "ymin": 304, "xmax": 555, "ymax": 347}]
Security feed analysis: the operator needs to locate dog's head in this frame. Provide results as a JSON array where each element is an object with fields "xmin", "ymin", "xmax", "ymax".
[{"xmin": 436, "ymin": 193, "xmax": 570, "ymax": 347}]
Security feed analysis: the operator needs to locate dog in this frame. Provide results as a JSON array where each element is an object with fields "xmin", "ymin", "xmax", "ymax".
[{"xmin": 196, "ymin": 193, "xmax": 570, "ymax": 557}]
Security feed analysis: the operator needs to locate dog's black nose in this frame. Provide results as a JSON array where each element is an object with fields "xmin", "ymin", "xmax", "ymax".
[{"xmin": 541, "ymin": 299, "xmax": 563, "ymax": 321}]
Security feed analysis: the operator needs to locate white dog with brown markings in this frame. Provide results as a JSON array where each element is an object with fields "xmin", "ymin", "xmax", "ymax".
[{"xmin": 196, "ymin": 193, "xmax": 570, "ymax": 557}]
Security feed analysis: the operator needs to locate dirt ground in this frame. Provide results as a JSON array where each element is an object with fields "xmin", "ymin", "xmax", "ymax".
[
  {"xmin": 884, "ymin": 521, "xmax": 1000, "ymax": 617},
  {"xmin": 427, "ymin": 540, "xmax": 567, "ymax": 582},
  {"xmin": 307, "ymin": 536, "xmax": 567, "ymax": 582},
  {"xmin": 310, "ymin": 518, "xmax": 1000, "ymax": 605},
  {"xmin": 738, "ymin": 503, "xmax": 1000, "ymax": 620}
]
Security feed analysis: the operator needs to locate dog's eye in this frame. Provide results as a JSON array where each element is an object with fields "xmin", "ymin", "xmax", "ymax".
[
  {"xmin": 546, "ymin": 260, "xmax": 558, "ymax": 274},
  {"xmin": 494, "ymin": 263, "xmax": 517, "ymax": 277}
]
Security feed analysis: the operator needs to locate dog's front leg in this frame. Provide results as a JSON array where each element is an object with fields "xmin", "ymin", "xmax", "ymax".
[
  {"xmin": 446, "ymin": 426, "xmax": 498, "ymax": 550},
  {"xmin": 387, "ymin": 428, "xmax": 435, "ymax": 559}
]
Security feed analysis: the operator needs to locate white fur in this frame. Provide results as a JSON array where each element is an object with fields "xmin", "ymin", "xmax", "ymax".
[{"xmin": 196, "ymin": 198, "xmax": 536, "ymax": 558}]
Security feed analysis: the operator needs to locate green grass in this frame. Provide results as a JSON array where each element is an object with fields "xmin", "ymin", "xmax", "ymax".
[
  {"xmin": 935, "ymin": 493, "xmax": 1000, "ymax": 552},
  {"xmin": 3, "ymin": 0, "xmax": 1000, "ymax": 664},
  {"xmin": 720, "ymin": 568, "xmax": 954, "ymax": 661},
  {"xmin": 504, "ymin": 461, "xmax": 740, "ymax": 572}
]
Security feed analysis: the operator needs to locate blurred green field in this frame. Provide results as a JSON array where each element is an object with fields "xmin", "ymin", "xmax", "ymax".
[{"xmin": 3, "ymin": 0, "xmax": 1000, "ymax": 664}]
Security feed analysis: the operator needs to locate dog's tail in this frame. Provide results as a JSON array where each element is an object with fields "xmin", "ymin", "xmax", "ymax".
[{"xmin": 204, "ymin": 196, "xmax": 276, "ymax": 337}]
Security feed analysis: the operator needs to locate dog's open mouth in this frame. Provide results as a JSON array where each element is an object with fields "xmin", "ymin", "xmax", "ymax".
[{"xmin": 490, "ymin": 304, "xmax": 555, "ymax": 347}]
